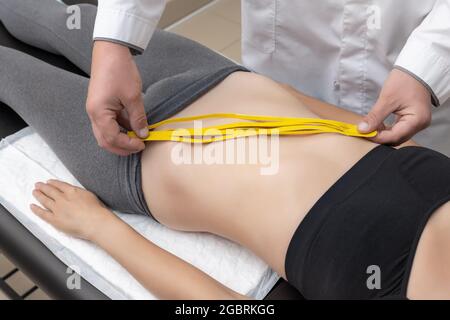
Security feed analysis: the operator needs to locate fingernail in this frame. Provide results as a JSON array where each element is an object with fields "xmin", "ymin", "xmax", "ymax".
[
  {"xmin": 136, "ymin": 144, "xmax": 146, "ymax": 153},
  {"xmin": 358, "ymin": 122, "xmax": 369, "ymax": 132},
  {"xmin": 139, "ymin": 128, "xmax": 149, "ymax": 139}
]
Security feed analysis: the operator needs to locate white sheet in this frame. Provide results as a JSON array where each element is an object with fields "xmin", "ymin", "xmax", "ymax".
[{"xmin": 0, "ymin": 127, "xmax": 279, "ymax": 300}]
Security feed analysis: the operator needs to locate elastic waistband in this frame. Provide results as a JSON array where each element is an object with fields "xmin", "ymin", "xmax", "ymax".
[
  {"xmin": 147, "ymin": 65, "xmax": 250, "ymax": 124},
  {"xmin": 284, "ymin": 145, "xmax": 396, "ymax": 288},
  {"xmin": 118, "ymin": 152, "xmax": 156, "ymax": 220}
]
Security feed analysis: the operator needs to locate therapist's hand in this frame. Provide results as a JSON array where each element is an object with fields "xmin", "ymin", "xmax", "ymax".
[
  {"xmin": 358, "ymin": 69, "xmax": 432, "ymax": 145},
  {"xmin": 86, "ymin": 41, "xmax": 149, "ymax": 156}
]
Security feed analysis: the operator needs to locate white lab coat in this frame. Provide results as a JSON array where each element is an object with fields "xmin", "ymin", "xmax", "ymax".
[
  {"xmin": 93, "ymin": 0, "xmax": 166, "ymax": 52},
  {"xmin": 93, "ymin": 0, "xmax": 450, "ymax": 155}
]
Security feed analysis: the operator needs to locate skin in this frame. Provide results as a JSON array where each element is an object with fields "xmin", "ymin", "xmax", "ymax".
[
  {"xmin": 87, "ymin": 42, "xmax": 432, "ymax": 154},
  {"xmin": 32, "ymin": 72, "xmax": 449, "ymax": 299},
  {"xmin": 86, "ymin": 41, "xmax": 149, "ymax": 156},
  {"xmin": 358, "ymin": 68, "xmax": 433, "ymax": 145}
]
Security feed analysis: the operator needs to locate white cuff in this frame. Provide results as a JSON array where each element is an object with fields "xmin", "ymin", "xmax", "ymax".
[
  {"xmin": 395, "ymin": 40, "xmax": 450, "ymax": 106},
  {"xmin": 93, "ymin": 7, "xmax": 158, "ymax": 52}
]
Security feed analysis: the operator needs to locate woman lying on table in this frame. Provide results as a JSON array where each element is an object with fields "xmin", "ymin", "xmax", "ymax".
[{"xmin": 1, "ymin": 0, "xmax": 449, "ymax": 300}]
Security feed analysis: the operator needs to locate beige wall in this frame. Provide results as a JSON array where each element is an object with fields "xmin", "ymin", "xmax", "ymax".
[
  {"xmin": 64, "ymin": 0, "xmax": 214, "ymax": 29},
  {"xmin": 159, "ymin": 0, "xmax": 213, "ymax": 28}
]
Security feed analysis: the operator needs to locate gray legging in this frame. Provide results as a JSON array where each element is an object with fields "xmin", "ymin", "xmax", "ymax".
[{"xmin": 0, "ymin": 0, "xmax": 247, "ymax": 217}]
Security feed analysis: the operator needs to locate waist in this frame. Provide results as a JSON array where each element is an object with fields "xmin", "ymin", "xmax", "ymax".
[
  {"xmin": 141, "ymin": 132, "xmax": 378, "ymax": 271},
  {"xmin": 284, "ymin": 145, "xmax": 450, "ymax": 299},
  {"xmin": 284, "ymin": 145, "xmax": 396, "ymax": 292}
]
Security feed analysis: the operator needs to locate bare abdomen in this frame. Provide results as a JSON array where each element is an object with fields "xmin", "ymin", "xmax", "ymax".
[{"xmin": 140, "ymin": 72, "xmax": 377, "ymax": 276}]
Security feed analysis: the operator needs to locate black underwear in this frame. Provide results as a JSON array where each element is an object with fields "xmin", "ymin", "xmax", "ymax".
[{"xmin": 285, "ymin": 145, "xmax": 450, "ymax": 299}]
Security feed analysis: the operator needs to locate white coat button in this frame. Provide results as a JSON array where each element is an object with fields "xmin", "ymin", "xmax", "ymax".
[{"xmin": 333, "ymin": 81, "xmax": 340, "ymax": 90}]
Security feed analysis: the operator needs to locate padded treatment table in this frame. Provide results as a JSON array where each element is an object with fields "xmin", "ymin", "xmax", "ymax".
[
  {"xmin": 0, "ymin": 19, "xmax": 108, "ymax": 300},
  {"xmin": 0, "ymin": 2, "xmax": 303, "ymax": 300}
]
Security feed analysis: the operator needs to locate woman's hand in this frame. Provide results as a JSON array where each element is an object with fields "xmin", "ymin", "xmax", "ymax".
[
  {"xmin": 31, "ymin": 182, "xmax": 246, "ymax": 300},
  {"xmin": 30, "ymin": 179, "xmax": 115, "ymax": 241}
]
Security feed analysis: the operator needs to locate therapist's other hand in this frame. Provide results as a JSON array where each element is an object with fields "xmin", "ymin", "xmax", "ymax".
[
  {"xmin": 358, "ymin": 69, "xmax": 432, "ymax": 145},
  {"xmin": 86, "ymin": 41, "xmax": 149, "ymax": 156}
]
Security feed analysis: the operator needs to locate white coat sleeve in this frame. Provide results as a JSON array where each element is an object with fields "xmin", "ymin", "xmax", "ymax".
[
  {"xmin": 395, "ymin": 0, "xmax": 450, "ymax": 106},
  {"xmin": 93, "ymin": 0, "xmax": 166, "ymax": 53}
]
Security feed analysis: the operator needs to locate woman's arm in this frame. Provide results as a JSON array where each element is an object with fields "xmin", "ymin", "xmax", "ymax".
[
  {"xmin": 279, "ymin": 83, "xmax": 420, "ymax": 148},
  {"xmin": 30, "ymin": 180, "xmax": 248, "ymax": 300},
  {"xmin": 93, "ymin": 216, "xmax": 248, "ymax": 300}
]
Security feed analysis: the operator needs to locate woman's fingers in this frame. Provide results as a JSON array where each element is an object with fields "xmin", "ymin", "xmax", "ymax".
[
  {"xmin": 47, "ymin": 179, "xmax": 78, "ymax": 193},
  {"xmin": 30, "ymin": 204, "xmax": 54, "ymax": 224},
  {"xmin": 32, "ymin": 189, "xmax": 55, "ymax": 211},
  {"xmin": 35, "ymin": 181, "xmax": 63, "ymax": 200}
]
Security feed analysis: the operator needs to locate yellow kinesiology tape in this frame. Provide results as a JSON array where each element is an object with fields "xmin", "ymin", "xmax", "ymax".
[{"xmin": 127, "ymin": 113, "xmax": 377, "ymax": 144}]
